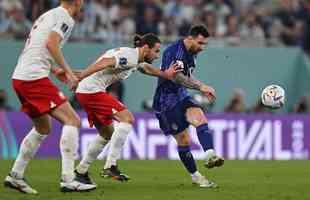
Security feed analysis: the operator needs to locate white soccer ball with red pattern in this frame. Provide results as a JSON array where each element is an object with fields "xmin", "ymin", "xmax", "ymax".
[{"xmin": 261, "ymin": 85, "xmax": 285, "ymax": 109}]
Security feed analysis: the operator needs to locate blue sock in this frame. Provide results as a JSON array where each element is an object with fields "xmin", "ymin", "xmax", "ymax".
[
  {"xmin": 196, "ymin": 124, "xmax": 214, "ymax": 151},
  {"xmin": 177, "ymin": 146, "xmax": 197, "ymax": 174}
]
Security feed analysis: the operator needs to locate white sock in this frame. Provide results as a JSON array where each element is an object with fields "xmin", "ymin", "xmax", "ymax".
[
  {"xmin": 11, "ymin": 128, "xmax": 47, "ymax": 178},
  {"xmin": 60, "ymin": 125, "xmax": 79, "ymax": 183},
  {"xmin": 104, "ymin": 122, "xmax": 132, "ymax": 169},
  {"xmin": 191, "ymin": 171, "xmax": 202, "ymax": 178},
  {"xmin": 205, "ymin": 149, "xmax": 215, "ymax": 160},
  {"xmin": 76, "ymin": 135, "xmax": 108, "ymax": 174}
]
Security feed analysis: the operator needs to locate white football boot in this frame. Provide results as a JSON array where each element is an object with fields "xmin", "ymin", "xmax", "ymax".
[
  {"xmin": 192, "ymin": 173, "xmax": 218, "ymax": 188},
  {"xmin": 204, "ymin": 149, "xmax": 224, "ymax": 169},
  {"xmin": 4, "ymin": 174, "xmax": 38, "ymax": 194},
  {"xmin": 60, "ymin": 179, "xmax": 97, "ymax": 192}
]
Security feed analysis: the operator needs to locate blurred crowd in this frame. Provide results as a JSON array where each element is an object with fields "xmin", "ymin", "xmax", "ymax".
[
  {"xmin": 0, "ymin": 0, "xmax": 309, "ymax": 113},
  {"xmin": 0, "ymin": 0, "xmax": 310, "ymax": 55},
  {"xmin": 0, "ymin": 86, "xmax": 309, "ymax": 113},
  {"xmin": 220, "ymin": 88, "xmax": 310, "ymax": 113},
  {"xmin": 165, "ymin": 89, "xmax": 309, "ymax": 113}
]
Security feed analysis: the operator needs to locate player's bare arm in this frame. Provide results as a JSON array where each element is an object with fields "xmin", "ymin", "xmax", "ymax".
[
  {"xmin": 51, "ymin": 66, "xmax": 68, "ymax": 83},
  {"xmin": 46, "ymin": 31, "xmax": 78, "ymax": 90},
  {"xmin": 46, "ymin": 32, "xmax": 74, "ymax": 76},
  {"xmin": 173, "ymin": 72, "xmax": 216, "ymax": 102},
  {"xmin": 173, "ymin": 72, "xmax": 202, "ymax": 90},
  {"xmin": 52, "ymin": 67, "xmax": 84, "ymax": 84},
  {"xmin": 79, "ymin": 57, "xmax": 116, "ymax": 80},
  {"xmin": 137, "ymin": 63, "xmax": 179, "ymax": 80}
]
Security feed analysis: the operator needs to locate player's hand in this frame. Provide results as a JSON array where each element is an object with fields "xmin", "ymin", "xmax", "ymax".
[
  {"xmin": 52, "ymin": 68, "xmax": 68, "ymax": 83},
  {"xmin": 73, "ymin": 69, "xmax": 84, "ymax": 80},
  {"xmin": 67, "ymin": 73, "xmax": 79, "ymax": 91},
  {"xmin": 200, "ymin": 85, "xmax": 216, "ymax": 102},
  {"xmin": 162, "ymin": 63, "xmax": 183, "ymax": 80}
]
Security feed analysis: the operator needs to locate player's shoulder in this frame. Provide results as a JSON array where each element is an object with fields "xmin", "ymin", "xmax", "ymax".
[
  {"xmin": 104, "ymin": 47, "xmax": 138, "ymax": 62},
  {"xmin": 116, "ymin": 47, "xmax": 138, "ymax": 57},
  {"xmin": 118, "ymin": 47, "xmax": 136, "ymax": 52},
  {"xmin": 164, "ymin": 39, "xmax": 184, "ymax": 55},
  {"xmin": 165, "ymin": 40, "xmax": 180, "ymax": 50},
  {"xmin": 45, "ymin": 7, "xmax": 62, "ymax": 17},
  {"xmin": 50, "ymin": 6, "xmax": 74, "ymax": 25},
  {"xmin": 119, "ymin": 47, "xmax": 139, "ymax": 64}
]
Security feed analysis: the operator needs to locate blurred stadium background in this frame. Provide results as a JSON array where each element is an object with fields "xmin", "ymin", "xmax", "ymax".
[
  {"xmin": 0, "ymin": 0, "xmax": 310, "ymax": 199},
  {"xmin": 0, "ymin": 0, "xmax": 310, "ymax": 113}
]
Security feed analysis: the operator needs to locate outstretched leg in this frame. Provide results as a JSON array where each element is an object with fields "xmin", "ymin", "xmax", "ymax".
[
  {"xmin": 186, "ymin": 107, "xmax": 224, "ymax": 168},
  {"xmin": 173, "ymin": 130, "xmax": 216, "ymax": 188}
]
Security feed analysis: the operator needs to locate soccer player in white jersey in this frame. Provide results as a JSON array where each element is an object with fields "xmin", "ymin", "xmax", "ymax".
[
  {"xmin": 4, "ymin": 0, "xmax": 96, "ymax": 194},
  {"xmin": 72, "ymin": 33, "xmax": 179, "ymax": 184}
]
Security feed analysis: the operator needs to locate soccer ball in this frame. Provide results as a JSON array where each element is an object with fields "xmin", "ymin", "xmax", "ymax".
[{"xmin": 261, "ymin": 85, "xmax": 285, "ymax": 109}]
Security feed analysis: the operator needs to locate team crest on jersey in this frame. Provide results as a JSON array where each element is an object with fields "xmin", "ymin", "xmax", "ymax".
[
  {"xmin": 119, "ymin": 57, "xmax": 128, "ymax": 66},
  {"xmin": 175, "ymin": 60, "xmax": 184, "ymax": 70}
]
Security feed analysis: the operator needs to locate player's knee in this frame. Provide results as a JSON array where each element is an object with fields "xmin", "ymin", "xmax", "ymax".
[
  {"xmin": 35, "ymin": 125, "xmax": 51, "ymax": 135},
  {"xmin": 100, "ymin": 127, "xmax": 114, "ymax": 140},
  {"xmin": 187, "ymin": 108, "xmax": 208, "ymax": 127},
  {"xmin": 179, "ymin": 139, "xmax": 190, "ymax": 146},
  {"xmin": 72, "ymin": 117, "xmax": 81, "ymax": 128},
  {"xmin": 99, "ymin": 132, "xmax": 111, "ymax": 141},
  {"xmin": 126, "ymin": 115, "xmax": 135, "ymax": 125},
  {"xmin": 66, "ymin": 115, "xmax": 81, "ymax": 128},
  {"xmin": 102, "ymin": 134, "xmax": 112, "ymax": 141},
  {"xmin": 191, "ymin": 114, "xmax": 208, "ymax": 127},
  {"xmin": 177, "ymin": 134, "xmax": 191, "ymax": 146},
  {"xmin": 120, "ymin": 113, "xmax": 135, "ymax": 125}
]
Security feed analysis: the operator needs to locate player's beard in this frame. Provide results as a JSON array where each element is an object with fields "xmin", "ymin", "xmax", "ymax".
[
  {"xmin": 144, "ymin": 57, "xmax": 153, "ymax": 64},
  {"xmin": 188, "ymin": 47, "xmax": 198, "ymax": 55}
]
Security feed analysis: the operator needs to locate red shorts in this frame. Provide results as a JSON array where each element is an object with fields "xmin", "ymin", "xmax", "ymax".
[
  {"xmin": 12, "ymin": 77, "xmax": 67, "ymax": 118},
  {"xmin": 76, "ymin": 92, "xmax": 127, "ymax": 127}
]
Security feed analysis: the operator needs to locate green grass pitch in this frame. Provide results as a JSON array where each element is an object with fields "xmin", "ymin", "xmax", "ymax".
[{"xmin": 0, "ymin": 160, "xmax": 309, "ymax": 200}]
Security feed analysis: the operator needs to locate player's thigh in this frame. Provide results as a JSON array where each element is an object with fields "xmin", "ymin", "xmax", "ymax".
[
  {"xmin": 50, "ymin": 101, "xmax": 81, "ymax": 128},
  {"xmin": 32, "ymin": 114, "xmax": 52, "ymax": 135},
  {"xmin": 94, "ymin": 121, "xmax": 114, "ymax": 140},
  {"xmin": 113, "ymin": 109, "xmax": 135, "ymax": 125},
  {"xmin": 173, "ymin": 129, "xmax": 191, "ymax": 146},
  {"xmin": 185, "ymin": 107, "xmax": 208, "ymax": 127}
]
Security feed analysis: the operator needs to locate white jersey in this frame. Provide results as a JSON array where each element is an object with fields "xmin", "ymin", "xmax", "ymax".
[
  {"xmin": 76, "ymin": 47, "xmax": 139, "ymax": 93},
  {"xmin": 12, "ymin": 6, "xmax": 74, "ymax": 80}
]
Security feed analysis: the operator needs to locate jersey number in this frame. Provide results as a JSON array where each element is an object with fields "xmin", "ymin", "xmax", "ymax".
[{"xmin": 23, "ymin": 17, "xmax": 44, "ymax": 51}]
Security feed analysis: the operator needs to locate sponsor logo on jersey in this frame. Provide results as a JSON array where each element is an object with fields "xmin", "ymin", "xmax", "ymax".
[{"xmin": 61, "ymin": 23, "xmax": 69, "ymax": 34}]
